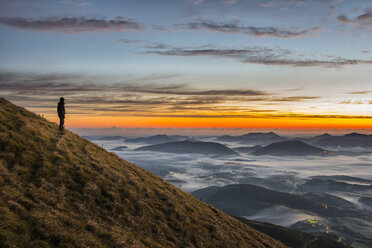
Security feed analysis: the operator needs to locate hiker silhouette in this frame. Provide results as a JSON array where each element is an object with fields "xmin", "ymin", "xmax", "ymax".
[{"xmin": 57, "ymin": 97, "xmax": 65, "ymax": 132}]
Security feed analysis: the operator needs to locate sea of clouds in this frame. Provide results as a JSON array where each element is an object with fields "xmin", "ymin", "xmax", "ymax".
[{"xmin": 93, "ymin": 139, "xmax": 372, "ymax": 193}]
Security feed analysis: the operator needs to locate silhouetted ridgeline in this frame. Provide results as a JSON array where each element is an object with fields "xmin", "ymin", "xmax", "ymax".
[
  {"xmin": 253, "ymin": 140, "xmax": 331, "ymax": 156},
  {"xmin": 217, "ymin": 132, "xmax": 286, "ymax": 145},
  {"xmin": 126, "ymin": 134, "xmax": 189, "ymax": 145},
  {"xmin": 0, "ymin": 98, "xmax": 285, "ymax": 248},
  {"xmin": 136, "ymin": 140, "xmax": 238, "ymax": 156}
]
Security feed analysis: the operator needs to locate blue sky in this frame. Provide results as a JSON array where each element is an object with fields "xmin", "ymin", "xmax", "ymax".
[{"xmin": 0, "ymin": 0, "xmax": 371, "ymax": 133}]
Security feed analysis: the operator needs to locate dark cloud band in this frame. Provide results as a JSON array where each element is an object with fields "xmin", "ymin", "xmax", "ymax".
[
  {"xmin": 0, "ymin": 72, "xmax": 321, "ymax": 116},
  {"xmin": 0, "ymin": 16, "xmax": 144, "ymax": 33},
  {"xmin": 176, "ymin": 20, "xmax": 321, "ymax": 38},
  {"xmin": 337, "ymin": 10, "xmax": 372, "ymax": 26},
  {"xmin": 143, "ymin": 45, "xmax": 372, "ymax": 67}
]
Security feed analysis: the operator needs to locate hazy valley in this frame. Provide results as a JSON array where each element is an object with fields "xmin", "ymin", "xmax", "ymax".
[{"xmin": 88, "ymin": 133, "xmax": 372, "ymax": 247}]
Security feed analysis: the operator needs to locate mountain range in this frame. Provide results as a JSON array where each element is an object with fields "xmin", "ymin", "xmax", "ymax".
[
  {"xmin": 191, "ymin": 184, "xmax": 363, "ymax": 218},
  {"xmin": 313, "ymin": 133, "xmax": 372, "ymax": 148},
  {"xmin": 233, "ymin": 145, "xmax": 263, "ymax": 154},
  {"xmin": 125, "ymin": 134, "xmax": 190, "ymax": 145},
  {"xmin": 252, "ymin": 140, "xmax": 331, "ymax": 156},
  {"xmin": 136, "ymin": 140, "xmax": 238, "ymax": 156},
  {"xmin": 192, "ymin": 182, "xmax": 372, "ymax": 246},
  {"xmin": 217, "ymin": 131, "xmax": 372, "ymax": 148},
  {"xmin": 217, "ymin": 132, "xmax": 287, "ymax": 145}
]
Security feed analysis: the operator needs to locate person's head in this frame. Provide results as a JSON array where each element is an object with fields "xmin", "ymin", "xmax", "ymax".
[{"xmin": 60, "ymin": 97, "xmax": 64, "ymax": 103}]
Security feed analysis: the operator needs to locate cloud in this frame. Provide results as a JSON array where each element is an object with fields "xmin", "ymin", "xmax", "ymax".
[
  {"xmin": 151, "ymin": 25, "xmax": 172, "ymax": 32},
  {"xmin": 337, "ymin": 10, "xmax": 372, "ymax": 26},
  {"xmin": 0, "ymin": 16, "xmax": 144, "ymax": 33},
  {"xmin": 117, "ymin": 38, "xmax": 144, "ymax": 44},
  {"xmin": 260, "ymin": 0, "xmax": 343, "ymax": 8},
  {"xmin": 349, "ymin": 90, "xmax": 372, "ymax": 95},
  {"xmin": 0, "ymin": 72, "xmax": 322, "ymax": 117},
  {"xmin": 222, "ymin": 0, "xmax": 237, "ymax": 5},
  {"xmin": 0, "ymin": 73, "xmax": 267, "ymax": 96},
  {"xmin": 187, "ymin": 0, "xmax": 205, "ymax": 5},
  {"xmin": 268, "ymin": 96, "xmax": 320, "ymax": 101},
  {"xmin": 60, "ymin": 0, "xmax": 91, "ymax": 7},
  {"xmin": 143, "ymin": 45, "xmax": 372, "ymax": 67},
  {"xmin": 340, "ymin": 99, "xmax": 369, "ymax": 104},
  {"xmin": 95, "ymin": 113, "xmax": 372, "ymax": 119},
  {"xmin": 176, "ymin": 20, "xmax": 320, "ymax": 38}
]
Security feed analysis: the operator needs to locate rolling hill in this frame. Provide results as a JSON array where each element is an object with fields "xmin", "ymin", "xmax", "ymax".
[
  {"xmin": 192, "ymin": 184, "xmax": 366, "ymax": 246},
  {"xmin": 253, "ymin": 140, "xmax": 331, "ymax": 156},
  {"xmin": 234, "ymin": 217, "xmax": 350, "ymax": 248},
  {"xmin": 314, "ymin": 133, "xmax": 372, "ymax": 148},
  {"xmin": 298, "ymin": 178, "xmax": 372, "ymax": 193},
  {"xmin": 217, "ymin": 132, "xmax": 287, "ymax": 145},
  {"xmin": 0, "ymin": 98, "xmax": 285, "ymax": 248},
  {"xmin": 125, "ymin": 134, "xmax": 189, "ymax": 145},
  {"xmin": 191, "ymin": 184, "xmax": 363, "ymax": 218},
  {"xmin": 136, "ymin": 140, "xmax": 239, "ymax": 156},
  {"xmin": 233, "ymin": 145, "xmax": 263, "ymax": 154}
]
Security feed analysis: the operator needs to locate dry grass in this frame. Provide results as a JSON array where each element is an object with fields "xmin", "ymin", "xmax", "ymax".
[{"xmin": 0, "ymin": 98, "xmax": 286, "ymax": 248}]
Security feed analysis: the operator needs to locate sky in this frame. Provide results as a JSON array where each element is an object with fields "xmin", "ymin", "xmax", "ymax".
[{"xmin": 0, "ymin": 0, "xmax": 371, "ymax": 135}]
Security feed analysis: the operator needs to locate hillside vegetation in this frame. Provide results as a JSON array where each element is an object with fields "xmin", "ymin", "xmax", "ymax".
[{"xmin": 0, "ymin": 98, "xmax": 285, "ymax": 248}]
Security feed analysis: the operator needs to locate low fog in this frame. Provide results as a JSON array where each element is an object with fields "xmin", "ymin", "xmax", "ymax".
[
  {"xmin": 94, "ymin": 139, "xmax": 372, "ymax": 193},
  {"xmin": 91, "ymin": 137, "xmax": 372, "ymax": 247}
]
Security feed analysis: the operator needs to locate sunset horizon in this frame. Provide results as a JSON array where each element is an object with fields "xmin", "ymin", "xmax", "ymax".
[
  {"xmin": 1, "ymin": 1, "xmax": 372, "ymax": 247},
  {"xmin": 1, "ymin": 0, "xmax": 371, "ymax": 135}
]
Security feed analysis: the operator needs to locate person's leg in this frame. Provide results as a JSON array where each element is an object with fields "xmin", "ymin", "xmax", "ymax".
[{"xmin": 59, "ymin": 117, "xmax": 64, "ymax": 131}]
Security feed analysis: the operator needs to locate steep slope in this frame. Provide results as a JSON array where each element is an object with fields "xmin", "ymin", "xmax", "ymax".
[
  {"xmin": 253, "ymin": 140, "xmax": 330, "ymax": 156},
  {"xmin": 0, "ymin": 98, "xmax": 285, "ymax": 248},
  {"xmin": 136, "ymin": 140, "xmax": 238, "ymax": 156}
]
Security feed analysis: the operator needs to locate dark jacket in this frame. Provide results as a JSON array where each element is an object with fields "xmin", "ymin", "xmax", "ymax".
[{"xmin": 57, "ymin": 101, "xmax": 65, "ymax": 118}]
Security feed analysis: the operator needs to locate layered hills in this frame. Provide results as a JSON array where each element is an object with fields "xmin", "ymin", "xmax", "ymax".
[
  {"xmin": 314, "ymin": 133, "xmax": 372, "ymax": 148},
  {"xmin": 126, "ymin": 135, "xmax": 189, "ymax": 145},
  {"xmin": 253, "ymin": 140, "xmax": 331, "ymax": 156},
  {"xmin": 217, "ymin": 132, "xmax": 286, "ymax": 145},
  {"xmin": 136, "ymin": 140, "xmax": 238, "ymax": 156},
  {"xmin": 0, "ymin": 98, "xmax": 284, "ymax": 248},
  {"xmin": 191, "ymin": 184, "xmax": 364, "ymax": 218}
]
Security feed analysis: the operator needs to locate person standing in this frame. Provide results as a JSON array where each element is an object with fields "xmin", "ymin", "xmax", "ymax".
[{"xmin": 57, "ymin": 97, "xmax": 65, "ymax": 132}]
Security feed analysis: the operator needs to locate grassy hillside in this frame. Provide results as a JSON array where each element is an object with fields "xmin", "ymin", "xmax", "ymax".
[{"xmin": 0, "ymin": 98, "xmax": 286, "ymax": 248}]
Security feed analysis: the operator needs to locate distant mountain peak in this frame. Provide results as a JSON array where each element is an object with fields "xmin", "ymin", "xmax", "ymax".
[
  {"xmin": 344, "ymin": 132, "xmax": 366, "ymax": 137},
  {"xmin": 152, "ymin": 134, "xmax": 169, "ymax": 137},
  {"xmin": 315, "ymin": 133, "xmax": 332, "ymax": 138},
  {"xmin": 242, "ymin": 132, "xmax": 279, "ymax": 137},
  {"xmin": 136, "ymin": 140, "xmax": 238, "ymax": 156},
  {"xmin": 253, "ymin": 140, "xmax": 330, "ymax": 156},
  {"xmin": 217, "ymin": 132, "xmax": 286, "ymax": 145}
]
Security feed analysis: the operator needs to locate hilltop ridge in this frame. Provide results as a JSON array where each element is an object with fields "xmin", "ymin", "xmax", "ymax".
[
  {"xmin": 253, "ymin": 140, "xmax": 330, "ymax": 156},
  {"xmin": 136, "ymin": 140, "xmax": 238, "ymax": 156},
  {"xmin": 0, "ymin": 98, "xmax": 285, "ymax": 248}
]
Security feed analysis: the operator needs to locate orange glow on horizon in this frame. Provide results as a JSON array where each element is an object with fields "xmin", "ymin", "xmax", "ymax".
[{"xmin": 45, "ymin": 114, "xmax": 372, "ymax": 130}]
